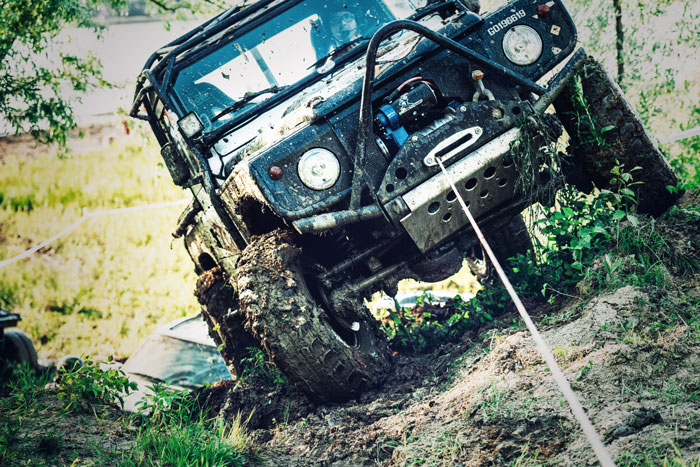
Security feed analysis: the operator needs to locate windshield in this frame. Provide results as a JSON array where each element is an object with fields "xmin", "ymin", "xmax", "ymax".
[
  {"xmin": 122, "ymin": 335, "xmax": 231, "ymax": 387},
  {"xmin": 171, "ymin": 0, "xmax": 427, "ymax": 132}
]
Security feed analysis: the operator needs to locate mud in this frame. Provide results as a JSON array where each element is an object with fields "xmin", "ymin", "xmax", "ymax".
[{"xmin": 197, "ymin": 197, "xmax": 700, "ymax": 466}]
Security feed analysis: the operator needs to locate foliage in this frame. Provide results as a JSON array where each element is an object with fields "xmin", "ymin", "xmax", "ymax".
[
  {"xmin": 669, "ymin": 103, "xmax": 700, "ymax": 190},
  {"xmin": 116, "ymin": 381, "xmax": 249, "ymax": 466},
  {"xmin": 0, "ymin": 138, "xmax": 199, "ymax": 360},
  {"xmin": 381, "ymin": 289, "xmax": 509, "ymax": 353},
  {"xmin": 0, "ymin": 361, "xmax": 251, "ymax": 466},
  {"xmin": 0, "ymin": 0, "xmax": 127, "ymax": 148},
  {"xmin": 239, "ymin": 346, "xmax": 287, "ymax": 387},
  {"xmin": 118, "ymin": 416, "xmax": 248, "ymax": 467},
  {"xmin": 0, "ymin": 361, "xmax": 54, "ymax": 412},
  {"xmin": 0, "ymin": 0, "xmax": 232, "ymax": 149},
  {"xmin": 55, "ymin": 355, "xmax": 137, "ymax": 412},
  {"xmin": 135, "ymin": 382, "xmax": 195, "ymax": 428}
]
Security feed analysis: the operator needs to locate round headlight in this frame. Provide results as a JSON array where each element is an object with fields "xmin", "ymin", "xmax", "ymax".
[
  {"xmin": 502, "ymin": 25, "xmax": 543, "ymax": 66},
  {"xmin": 297, "ymin": 148, "xmax": 340, "ymax": 190}
]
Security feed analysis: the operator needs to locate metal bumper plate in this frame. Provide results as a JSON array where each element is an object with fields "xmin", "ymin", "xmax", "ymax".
[{"xmin": 398, "ymin": 128, "xmax": 520, "ymax": 252}]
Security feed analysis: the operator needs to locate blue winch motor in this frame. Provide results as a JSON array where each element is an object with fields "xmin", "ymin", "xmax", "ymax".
[{"xmin": 375, "ymin": 80, "xmax": 439, "ymax": 155}]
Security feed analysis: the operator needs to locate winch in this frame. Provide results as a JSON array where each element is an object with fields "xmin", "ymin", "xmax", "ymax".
[{"xmin": 375, "ymin": 79, "xmax": 440, "ymax": 156}]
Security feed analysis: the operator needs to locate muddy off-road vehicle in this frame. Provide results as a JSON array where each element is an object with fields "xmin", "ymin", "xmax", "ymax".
[{"xmin": 131, "ymin": 0, "xmax": 679, "ymax": 401}]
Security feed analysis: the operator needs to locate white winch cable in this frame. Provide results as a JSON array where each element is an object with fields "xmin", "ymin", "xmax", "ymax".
[{"xmin": 436, "ymin": 157, "xmax": 616, "ymax": 467}]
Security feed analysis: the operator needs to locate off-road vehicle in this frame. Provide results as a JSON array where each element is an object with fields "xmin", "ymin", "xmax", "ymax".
[{"xmin": 131, "ymin": 0, "xmax": 680, "ymax": 401}]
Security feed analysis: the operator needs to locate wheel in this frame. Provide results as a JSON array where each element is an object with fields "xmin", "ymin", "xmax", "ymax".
[
  {"xmin": 485, "ymin": 214, "xmax": 533, "ymax": 264},
  {"xmin": 553, "ymin": 56, "xmax": 681, "ymax": 216},
  {"xmin": 468, "ymin": 214, "xmax": 533, "ymax": 279},
  {"xmin": 235, "ymin": 229, "xmax": 392, "ymax": 402},
  {"xmin": 194, "ymin": 266, "xmax": 259, "ymax": 379},
  {"xmin": 4, "ymin": 329, "xmax": 39, "ymax": 370}
]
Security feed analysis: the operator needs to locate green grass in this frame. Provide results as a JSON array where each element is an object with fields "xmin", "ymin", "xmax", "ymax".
[
  {"xmin": 0, "ymin": 362, "xmax": 252, "ymax": 466},
  {"xmin": 0, "ymin": 132, "xmax": 200, "ymax": 361}
]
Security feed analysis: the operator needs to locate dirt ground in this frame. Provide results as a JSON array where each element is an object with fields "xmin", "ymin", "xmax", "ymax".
[
  {"xmin": 197, "ymin": 193, "xmax": 700, "ymax": 466},
  {"xmin": 200, "ymin": 287, "xmax": 699, "ymax": 465},
  {"xmin": 3, "ymin": 126, "xmax": 699, "ymax": 464}
]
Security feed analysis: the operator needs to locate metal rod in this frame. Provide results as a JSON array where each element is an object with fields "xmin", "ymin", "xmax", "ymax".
[
  {"xmin": 292, "ymin": 205, "xmax": 382, "ymax": 234},
  {"xmin": 533, "ymin": 48, "xmax": 587, "ymax": 114}
]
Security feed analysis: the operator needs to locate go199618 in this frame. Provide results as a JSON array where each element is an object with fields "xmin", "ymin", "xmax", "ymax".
[{"xmin": 487, "ymin": 9, "xmax": 526, "ymax": 35}]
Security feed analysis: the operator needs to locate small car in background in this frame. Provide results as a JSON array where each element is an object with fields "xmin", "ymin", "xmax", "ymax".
[
  {"xmin": 115, "ymin": 314, "xmax": 231, "ymax": 412},
  {"xmin": 0, "ymin": 309, "xmax": 39, "ymax": 371}
]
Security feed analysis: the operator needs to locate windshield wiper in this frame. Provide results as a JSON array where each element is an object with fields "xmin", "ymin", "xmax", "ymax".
[
  {"xmin": 307, "ymin": 36, "xmax": 370, "ymax": 70},
  {"xmin": 211, "ymin": 85, "xmax": 284, "ymax": 122}
]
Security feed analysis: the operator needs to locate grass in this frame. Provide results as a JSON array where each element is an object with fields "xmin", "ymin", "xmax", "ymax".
[
  {"xmin": 0, "ymin": 128, "xmax": 200, "ymax": 361},
  {"xmin": 0, "ymin": 362, "xmax": 252, "ymax": 466}
]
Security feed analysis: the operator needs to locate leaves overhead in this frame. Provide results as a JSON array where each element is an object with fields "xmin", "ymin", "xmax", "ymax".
[
  {"xmin": 0, "ymin": 0, "xmax": 125, "ymax": 147},
  {"xmin": 0, "ymin": 0, "xmax": 232, "ymax": 149}
]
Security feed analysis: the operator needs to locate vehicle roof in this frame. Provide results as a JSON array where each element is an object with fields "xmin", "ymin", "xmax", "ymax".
[{"xmin": 151, "ymin": 314, "xmax": 217, "ymax": 347}]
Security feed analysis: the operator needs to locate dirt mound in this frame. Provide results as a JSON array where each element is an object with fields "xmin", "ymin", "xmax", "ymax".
[
  {"xmin": 233, "ymin": 285, "xmax": 698, "ymax": 466},
  {"xmin": 196, "ymin": 196, "xmax": 700, "ymax": 465}
]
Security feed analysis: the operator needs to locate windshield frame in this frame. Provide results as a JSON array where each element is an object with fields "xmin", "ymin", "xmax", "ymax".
[{"xmin": 157, "ymin": 0, "xmax": 451, "ymax": 142}]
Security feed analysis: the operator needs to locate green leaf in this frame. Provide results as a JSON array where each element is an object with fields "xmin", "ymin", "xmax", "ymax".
[{"xmin": 612, "ymin": 210, "xmax": 626, "ymax": 221}]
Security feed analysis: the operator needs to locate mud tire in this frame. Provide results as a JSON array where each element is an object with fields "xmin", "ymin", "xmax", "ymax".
[
  {"xmin": 194, "ymin": 266, "xmax": 258, "ymax": 379},
  {"xmin": 4, "ymin": 329, "xmax": 39, "ymax": 370},
  {"xmin": 553, "ymin": 56, "xmax": 680, "ymax": 216},
  {"xmin": 470, "ymin": 214, "xmax": 532, "ymax": 280},
  {"xmin": 236, "ymin": 230, "xmax": 392, "ymax": 402}
]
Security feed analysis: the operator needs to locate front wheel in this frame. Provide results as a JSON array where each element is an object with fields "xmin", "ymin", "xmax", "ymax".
[
  {"xmin": 554, "ymin": 56, "xmax": 681, "ymax": 216},
  {"xmin": 235, "ymin": 230, "xmax": 392, "ymax": 402}
]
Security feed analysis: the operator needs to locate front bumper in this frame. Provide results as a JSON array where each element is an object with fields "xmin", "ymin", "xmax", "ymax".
[{"xmin": 398, "ymin": 127, "xmax": 522, "ymax": 252}]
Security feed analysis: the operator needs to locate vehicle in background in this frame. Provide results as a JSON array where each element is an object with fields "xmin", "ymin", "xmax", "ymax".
[
  {"xmin": 114, "ymin": 314, "xmax": 231, "ymax": 412},
  {"xmin": 0, "ymin": 309, "xmax": 39, "ymax": 371},
  {"xmin": 368, "ymin": 290, "xmax": 462, "ymax": 315}
]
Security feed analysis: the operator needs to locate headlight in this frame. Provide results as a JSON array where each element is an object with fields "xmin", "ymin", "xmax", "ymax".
[
  {"xmin": 177, "ymin": 112, "xmax": 203, "ymax": 138},
  {"xmin": 297, "ymin": 148, "xmax": 340, "ymax": 190},
  {"xmin": 502, "ymin": 25, "xmax": 543, "ymax": 66}
]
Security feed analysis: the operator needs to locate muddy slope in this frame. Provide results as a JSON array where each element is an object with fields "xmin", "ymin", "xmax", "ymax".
[
  {"xmin": 240, "ymin": 284, "xmax": 697, "ymax": 466},
  {"xmin": 201, "ymin": 197, "xmax": 700, "ymax": 466}
]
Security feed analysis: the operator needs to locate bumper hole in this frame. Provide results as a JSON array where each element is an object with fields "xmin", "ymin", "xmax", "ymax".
[
  {"xmin": 503, "ymin": 157, "xmax": 513, "ymax": 167},
  {"xmin": 442, "ymin": 212, "xmax": 452, "ymax": 222},
  {"xmin": 465, "ymin": 178, "xmax": 477, "ymax": 190},
  {"xmin": 446, "ymin": 190, "xmax": 457, "ymax": 202},
  {"xmin": 395, "ymin": 167, "xmax": 407, "ymax": 179},
  {"xmin": 386, "ymin": 183, "xmax": 395, "ymax": 193},
  {"xmin": 428, "ymin": 201, "xmax": 440, "ymax": 214},
  {"xmin": 512, "ymin": 106, "xmax": 521, "ymax": 115},
  {"xmin": 484, "ymin": 166, "xmax": 496, "ymax": 179},
  {"xmin": 480, "ymin": 190, "xmax": 489, "ymax": 198},
  {"xmin": 498, "ymin": 178, "xmax": 508, "ymax": 187}
]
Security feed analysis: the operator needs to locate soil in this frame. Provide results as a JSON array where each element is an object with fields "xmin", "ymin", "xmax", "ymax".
[
  {"xmin": 3, "ymin": 123, "xmax": 699, "ymax": 464},
  {"xmin": 3, "ymin": 209, "xmax": 700, "ymax": 467},
  {"xmin": 195, "ymin": 191, "xmax": 700, "ymax": 466}
]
